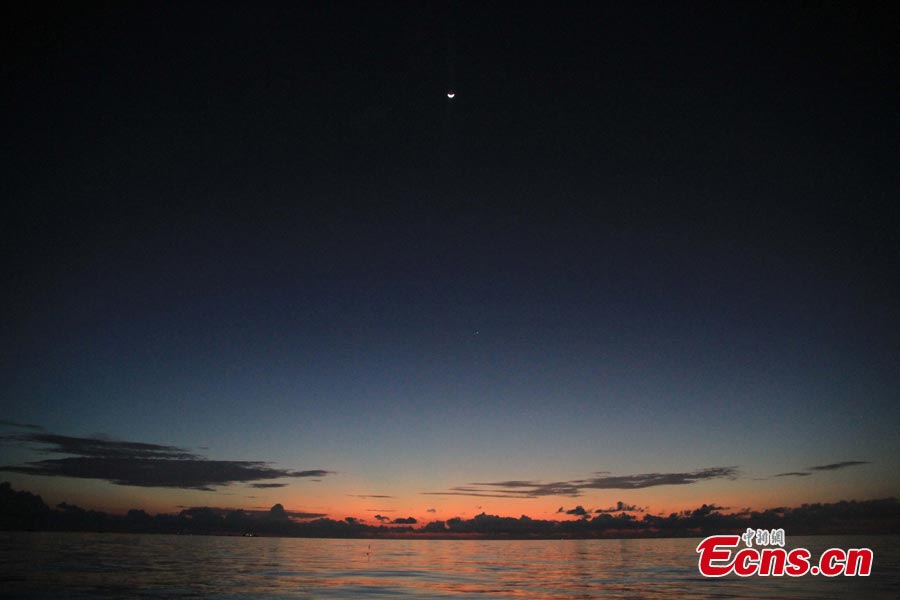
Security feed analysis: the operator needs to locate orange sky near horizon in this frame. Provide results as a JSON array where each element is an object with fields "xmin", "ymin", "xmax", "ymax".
[{"xmin": 9, "ymin": 461, "xmax": 894, "ymax": 526}]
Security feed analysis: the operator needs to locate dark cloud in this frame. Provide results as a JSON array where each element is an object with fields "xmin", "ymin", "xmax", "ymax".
[
  {"xmin": 348, "ymin": 494, "xmax": 394, "ymax": 499},
  {"xmin": 808, "ymin": 461, "xmax": 870, "ymax": 471},
  {"xmin": 180, "ymin": 506, "xmax": 238, "ymax": 516},
  {"xmin": 420, "ymin": 490, "xmax": 536, "ymax": 499},
  {"xmin": 0, "ymin": 457, "xmax": 316, "ymax": 491},
  {"xmin": 596, "ymin": 501, "xmax": 644, "ymax": 513},
  {"xmin": 689, "ymin": 503, "xmax": 728, "ymax": 517},
  {"xmin": 249, "ymin": 483, "xmax": 289, "ymax": 489},
  {"xmin": 0, "ymin": 432, "xmax": 332, "ymax": 491},
  {"xmin": 426, "ymin": 508, "xmax": 437, "ymax": 513},
  {"xmin": 580, "ymin": 468, "xmax": 738, "ymax": 490},
  {"xmin": 177, "ymin": 505, "xmax": 327, "ymax": 519},
  {"xmin": 0, "ymin": 420, "xmax": 43, "ymax": 431},
  {"xmin": 2, "ymin": 432, "xmax": 197, "ymax": 460},
  {"xmin": 479, "ymin": 480, "xmax": 542, "ymax": 488},
  {"xmin": 425, "ymin": 467, "xmax": 738, "ymax": 499},
  {"xmin": 771, "ymin": 461, "xmax": 870, "ymax": 478},
  {"xmin": 292, "ymin": 470, "xmax": 332, "ymax": 478},
  {"xmin": 4, "ymin": 482, "xmax": 899, "ymax": 538},
  {"xmin": 391, "ymin": 517, "xmax": 417, "ymax": 525},
  {"xmin": 290, "ymin": 511, "xmax": 328, "ymax": 520},
  {"xmin": 565, "ymin": 506, "xmax": 589, "ymax": 518}
]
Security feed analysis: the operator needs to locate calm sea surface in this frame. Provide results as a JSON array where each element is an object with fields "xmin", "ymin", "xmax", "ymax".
[{"xmin": 1, "ymin": 532, "xmax": 898, "ymax": 599}]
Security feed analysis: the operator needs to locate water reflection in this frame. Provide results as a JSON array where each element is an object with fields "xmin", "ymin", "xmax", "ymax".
[{"xmin": 0, "ymin": 532, "xmax": 897, "ymax": 598}]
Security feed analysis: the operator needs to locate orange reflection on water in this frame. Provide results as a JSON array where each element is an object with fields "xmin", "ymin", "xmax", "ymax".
[{"xmin": 3, "ymin": 532, "xmax": 898, "ymax": 598}]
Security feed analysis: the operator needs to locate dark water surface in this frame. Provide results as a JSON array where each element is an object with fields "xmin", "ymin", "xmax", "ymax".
[{"xmin": 1, "ymin": 532, "xmax": 898, "ymax": 598}]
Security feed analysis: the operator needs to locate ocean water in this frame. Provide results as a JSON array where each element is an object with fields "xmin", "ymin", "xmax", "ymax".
[{"xmin": 1, "ymin": 532, "xmax": 898, "ymax": 598}]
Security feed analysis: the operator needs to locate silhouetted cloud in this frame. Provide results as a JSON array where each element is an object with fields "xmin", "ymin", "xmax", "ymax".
[
  {"xmin": 808, "ymin": 461, "xmax": 870, "ymax": 471},
  {"xmin": 3, "ymin": 482, "xmax": 899, "ymax": 538},
  {"xmin": 596, "ymin": 501, "xmax": 644, "ymax": 513},
  {"xmin": 286, "ymin": 511, "xmax": 329, "ymax": 519},
  {"xmin": 249, "ymin": 483, "xmax": 289, "ymax": 489},
  {"xmin": 689, "ymin": 503, "xmax": 728, "ymax": 517},
  {"xmin": 426, "ymin": 508, "xmax": 437, "ymax": 513},
  {"xmin": 292, "ymin": 470, "xmax": 332, "ymax": 478},
  {"xmin": 1, "ymin": 432, "xmax": 197, "ymax": 460},
  {"xmin": 348, "ymin": 494, "xmax": 394, "ymax": 499},
  {"xmin": 565, "ymin": 506, "xmax": 589, "ymax": 518},
  {"xmin": 424, "ymin": 467, "xmax": 738, "ymax": 498},
  {"xmin": 0, "ymin": 420, "xmax": 42, "ymax": 431},
  {"xmin": 0, "ymin": 431, "xmax": 332, "ymax": 491},
  {"xmin": 770, "ymin": 461, "xmax": 870, "ymax": 479},
  {"xmin": 582, "ymin": 468, "xmax": 738, "ymax": 489},
  {"xmin": 420, "ymin": 490, "xmax": 533, "ymax": 499},
  {"xmin": 175, "ymin": 505, "xmax": 327, "ymax": 519}
]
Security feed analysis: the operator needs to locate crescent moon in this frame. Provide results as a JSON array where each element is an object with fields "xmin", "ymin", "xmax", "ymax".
[{"xmin": 447, "ymin": 91, "xmax": 455, "ymax": 99}]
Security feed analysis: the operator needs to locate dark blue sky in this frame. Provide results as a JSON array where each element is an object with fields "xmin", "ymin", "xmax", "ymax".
[{"xmin": 2, "ymin": 1, "xmax": 897, "ymax": 518}]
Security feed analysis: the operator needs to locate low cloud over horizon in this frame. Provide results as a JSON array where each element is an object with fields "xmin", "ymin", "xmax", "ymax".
[
  {"xmin": 0, "ymin": 431, "xmax": 333, "ymax": 491},
  {"xmin": 348, "ymin": 494, "xmax": 394, "ymax": 499},
  {"xmin": 773, "ymin": 461, "xmax": 870, "ymax": 478},
  {"xmin": 809, "ymin": 461, "xmax": 870, "ymax": 471},
  {"xmin": 423, "ymin": 467, "xmax": 739, "ymax": 499},
  {"xmin": 596, "ymin": 501, "xmax": 645, "ymax": 513},
  {"xmin": 178, "ymin": 505, "xmax": 328, "ymax": 520},
  {"xmin": 556, "ymin": 501, "xmax": 646, "ymax": 517}
]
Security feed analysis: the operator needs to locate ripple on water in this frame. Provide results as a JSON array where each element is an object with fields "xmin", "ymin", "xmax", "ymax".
[{"xmin": 1, "ymin": 533, "xmax": 898, "ymax": 599}]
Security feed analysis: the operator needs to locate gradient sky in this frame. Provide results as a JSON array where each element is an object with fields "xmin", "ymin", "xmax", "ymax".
[{"xmin": 2, "ymin": 2, "xmax": 898, "ymax": 524}]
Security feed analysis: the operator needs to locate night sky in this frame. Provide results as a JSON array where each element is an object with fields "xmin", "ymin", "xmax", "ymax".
[{"xmin": 3, "ymin": 1, "xmax": 898, "ymax": 522}]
